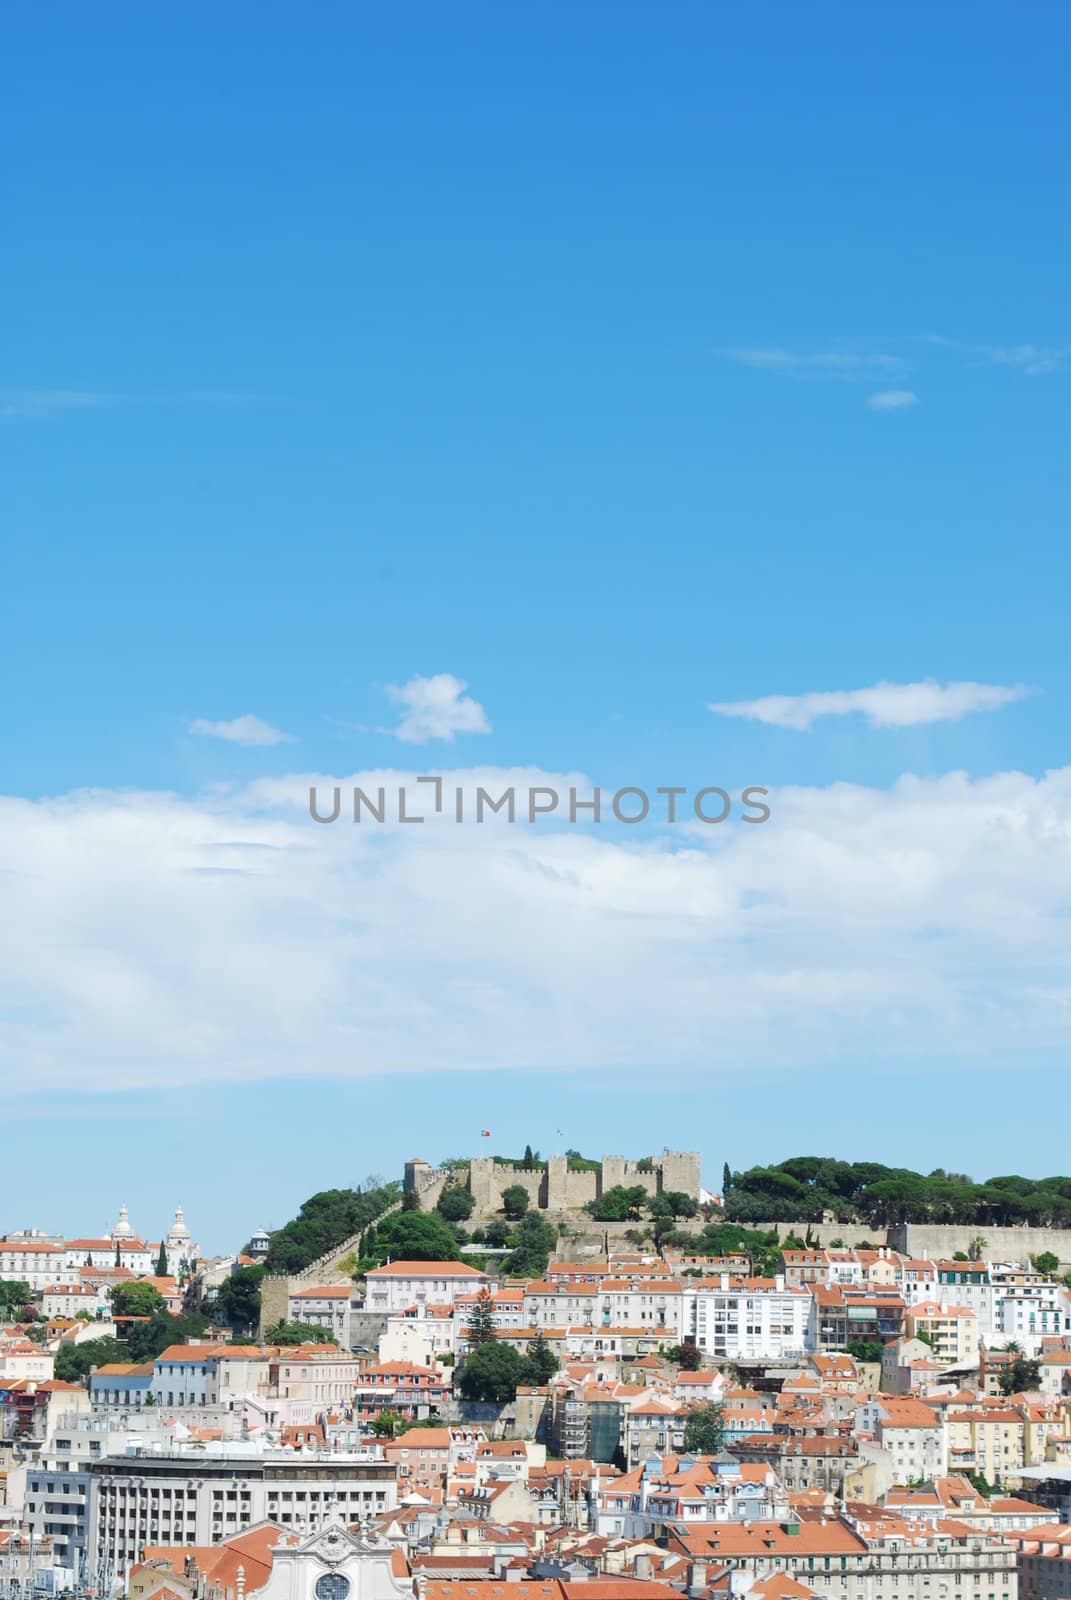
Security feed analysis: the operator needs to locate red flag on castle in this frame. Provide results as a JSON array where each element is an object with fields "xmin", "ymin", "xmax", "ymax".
[{"xmin": 480, "ymin": 1129, "xmax": 491, "ymax": 1137}]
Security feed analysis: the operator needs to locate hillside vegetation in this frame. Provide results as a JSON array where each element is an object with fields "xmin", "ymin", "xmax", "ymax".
[{"xmin": 724, "ymin": 1158, "xmax": 1071, "ymax": 1227}]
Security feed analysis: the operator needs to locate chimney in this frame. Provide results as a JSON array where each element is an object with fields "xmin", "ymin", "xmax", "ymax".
[
  {"xmin": 690, "ymin": 1559, "xmax": 708, "ymax": 1592},
  {"xmin": 635, "ymin": 1554, "xmax": 653, "ymax": 1580}
]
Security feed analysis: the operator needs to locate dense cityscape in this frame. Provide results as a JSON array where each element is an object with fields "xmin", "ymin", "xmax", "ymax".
[{"xmin": 4, "ymin": 1149, "xmax": 1071, "ymax": 1600}]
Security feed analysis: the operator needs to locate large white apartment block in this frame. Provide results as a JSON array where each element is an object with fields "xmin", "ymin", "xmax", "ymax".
[
  {"xmin": 362, "ymin": 1260, "xmax": 488, "ymax": 1315},
  {"xmin": 681, "ymin": 1275, "xmax": 811, "ymax": 1362},
  {"xmin": 85, "ymin": 1440, "xmax": 396, "ymax": 1572},
  {"xmin": 0, "ymin": 1241, "xmax": 73, "ymax": 1292}
]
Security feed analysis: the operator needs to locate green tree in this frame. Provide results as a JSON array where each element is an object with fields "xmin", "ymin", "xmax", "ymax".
[
  {"xmin": 156, "ymin": 1242, "xmax": 169, "ymax": 1277},
  {"xmin": 55, "ymin": 1336, "xmax": 124, "ymax": 1381},
  {"xmin": 263, "ymin": 1182, "xmax": 402, "ymax": 1274},
  {"xmin": 465, "ymin": 1291, "xmax": 497, "ymax": 1347},
  {"xmin": 125, "ymin": 1308, "xmax": 210, "ymax": 1361},
  {"xmin": 437, "ymin": 1186, "xmax": 475, "ymax": 1223},
  {"xmin": 1033, "ymin": 1252, "xmax": 1060, "ymax": 1277},
  {"xmin": 265, "ymin": 1321, "xmax": 339, "ymax": 1346},
  {"xmin": 523, "ymin": 1145, "xmax": 535, "ymax": 1169},
  {"xmin": 369, "ymin": 1409, "xmax": 403, "ymax": 1437},
  {"xmin": 998, "ymin": 1358, "xmax": 1042, "ymax": 1395},
  {"xmin": 683, "ymin": 1401, "xmax": 727, "ymax": 1455},
  {"xmin": 722, "ymin": 1163, "xmax": 732, "ymax": 1197},
  {"xmin": 523, "ymin": 1330, "xmax": 559, "ymax": 1385},
  {"xmin": 586, "ymin": 1185, "xmax": 649, "ymax": 1222},
  {"xmin": 109, "ymin": 1282, "xmax": 164, "ymax": 1318},
  {"xmin": 502, "ymin": 1213, "xmax": 556, "ymax": 1277},
  {"xmin": 367, "ymin": 1209, "xmax": 462, "ymax": 1264},
  {"xmin": 0, "ymin": 1281, "xmax": 33, "ymax": 1319},
  {"xmin": 216, "ymin": 1264, "xmax": 265, "ymax": 1329},
  {"xmin": 846, "ymin": 1340, "xmax": 884, "ymax": 1364},
  {"xmin": 501, "ymin": 1184, "xmax": 530, "ymax": 1219},
  {"xmin": 457, "ymin": 1341, "xmax": 524, "ymax": 1403}
]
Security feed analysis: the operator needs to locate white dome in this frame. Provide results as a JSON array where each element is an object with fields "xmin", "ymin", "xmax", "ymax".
[
  {"xmin": 111, "ymin": 1204, "xmax": 134, "ymax": 1240},
  {"xmin": 167, "ymin": 1204, "xmax": 191, "ymax": 1242}
]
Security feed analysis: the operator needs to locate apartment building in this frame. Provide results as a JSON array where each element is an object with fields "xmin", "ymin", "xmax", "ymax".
[
  {"xmin": 945, "ymin": 1407, "xmax": 1026, "ymax": 1486},
  {"xmin": 904, "ymin": 1303, "xmax": 980, "ymax": 1366},
  {"xmin": 285, "ymin": 1284, "xmax": 357, "ymax": 1345},
  {"xmin": 362, "ymin": 1261, "xmax": 488, "ymax": 1315},
  {"xmin": 86, "ymin": 1440, "xmax": 396, "ymax": 1573},
  {"xmin": 669, "ymin": 1514, "xmax": 1017, "ymax": 1600},
  {"xmin": 681, "ymin": 1276, "xmax": 811, "ymax": 1363},
  {"xmin": 855, "ymin": 1397, "xmax": 948, "ymax": 1484}
]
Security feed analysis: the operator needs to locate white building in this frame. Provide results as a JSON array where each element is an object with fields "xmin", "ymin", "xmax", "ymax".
[
  {"xmin": 86, "ymin": 1440, "xmax": 397, "ymax": 1572},
  {"xmin": 0, "ymin": 1240, "xmax": 72, "ymax": 1292},
  {"xmin": 681, "ymin": 1275, "xmax": 812, "ymax": 1363},
  {"xmin": 362, "ymin": 1260, "xmax": 488, "ymax": 1315},
  {"xmin": 250, "ymin": 1522, "xmax": 412, "ymax": 1600},
  {"xmin": 286, "ymin": 1285, "xmax": 357, "ymax": 1345},
  {"xmin": 149, "ymin": 1344, "xmax": 270, "ymax": 1408},
  {"xmin": 854, "ymin": 1395, "xmax": 948, "ymax": 1484}
]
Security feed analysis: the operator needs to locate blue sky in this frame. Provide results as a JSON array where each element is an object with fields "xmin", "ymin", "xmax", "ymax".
[{"xmin": 3, "ymin": 3, "xmax": 1070, "ymax": 1248}]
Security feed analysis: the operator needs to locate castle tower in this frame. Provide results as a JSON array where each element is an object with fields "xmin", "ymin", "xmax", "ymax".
[{"xmin": 403, "ymin": 1157, "xmax": 431, "ymax": 1194}]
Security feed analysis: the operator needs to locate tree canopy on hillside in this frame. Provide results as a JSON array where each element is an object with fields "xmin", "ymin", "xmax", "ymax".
[
  {"xmin": 360, "ymin": 1208, "xmax": 462, "ymax": 1266},
  {"xmin": 260, "ymin": 1182, "xmax": 401, "ymax": 1273},
  {"xmin": 723, "ymin": 1158, "xmax": 1071, "ymax": 1227}
]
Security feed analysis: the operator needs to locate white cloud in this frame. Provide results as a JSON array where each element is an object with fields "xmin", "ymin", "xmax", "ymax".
[
  {"xmin": 189, "ymin": 715, "xmax": 294, "ymax": 746},
  {"xmin": 0, "ymin": 390, "xmax": 114, "ymax": 421},
  {"xmin": 709, "ymin": 679, "xmax": 1030, "ymax": 731},
  {"xmin": 3, "ymin": 763, "xmax": 1071, "ymax": 1093},
  {"xmin": 386, "ymin": 673, "xmax": 491, "ymax": 744},
  {"xmin": 722, "ymin": 347, "xmax": 907, "ymax": 382},
  {"xmin": 983, "ymin": 344, "xmax": 1068, "ymax": 376},
  {"xmin": 868, "ymin": 389, "xmax": 919, "ymax": 410}
]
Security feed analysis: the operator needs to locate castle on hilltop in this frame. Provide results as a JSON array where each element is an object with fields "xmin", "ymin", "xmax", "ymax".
[{"xmin": 403, "ymin": 1148, "xmax": 700, "ymax": 1217}]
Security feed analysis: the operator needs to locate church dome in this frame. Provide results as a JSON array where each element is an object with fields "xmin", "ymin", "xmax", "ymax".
[
  {"xmin": 167, "ymin": 1204, "xmax": 191, "ymax": 1242},
  {"xmin": 111, "ymin": 1203, "xmax": 134, "ymax": 1240}
]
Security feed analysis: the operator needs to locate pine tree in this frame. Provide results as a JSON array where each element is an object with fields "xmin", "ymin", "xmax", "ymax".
[
  {"xmin": 523, "ymin": 1144, "xmax": 534, "ymax": 1169},
  {"xmin": 525, "ymin": 1329, "xmax": 558, "ymax": 1384},
  {"xmin": 465, "ymin": 1290, "xmax": 496, "ymax": 1347},
  {"xmin": 722, "ymin": 1162, "xmax": 732, "ymax": 1197},
  {"xmin": 156, "ymin": 1242, "xmax": 168, "ymax": 1276}
]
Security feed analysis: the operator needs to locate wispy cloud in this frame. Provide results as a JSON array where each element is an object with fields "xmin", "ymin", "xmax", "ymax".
[
  {"xmin": 721, "ymin": 346, "xmax": 908, "ymax": 383},
  {"xmin": 386, "ymin": 673, "xmax": 491, "ymax": 744},
  {"xmin": 189, "ymin": 715, "xmax": 294, "ymax": 747},
  {"xmin": 0, "ymin": 389, "xmax": 115, "ymax": 421},
  {"xmin": 709, "ymin": 679, "xmax": 1031, "ymax": 731},
  {"xmin": 867, "ymin": 389, "xmax": 919, "ymax": 411},
  {"xmin": 982, "ymin": 344, "xmax": 1069, "ymax": 376}
]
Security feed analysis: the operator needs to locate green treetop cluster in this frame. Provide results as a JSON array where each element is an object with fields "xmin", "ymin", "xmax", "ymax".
[{"xmin": 724, "ymin": 1157, "xmax": 1071, "ymax": 1226}]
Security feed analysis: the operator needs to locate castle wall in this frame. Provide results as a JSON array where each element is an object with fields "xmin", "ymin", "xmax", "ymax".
[
  {"xmin": 891, "ymin": 1222, "xmax": 1071, "ymax": 1266},
  {"xmin": 411, "ymin": 1148, "xmax": 700, "ymax": 1220}
]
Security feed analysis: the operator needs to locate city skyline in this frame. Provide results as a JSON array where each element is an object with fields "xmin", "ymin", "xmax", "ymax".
[{"xmin": 4, "ymin": 4, "xmax": 1070, "ymax": 1241}]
